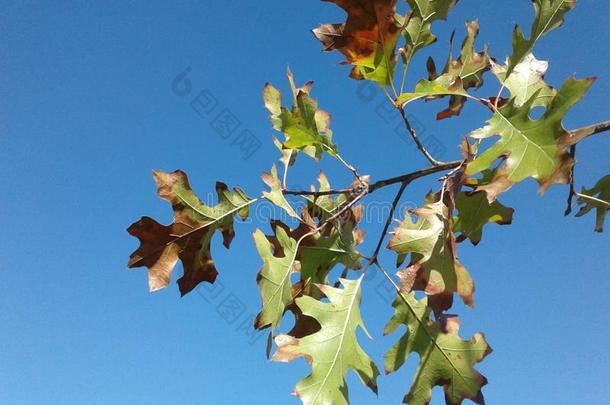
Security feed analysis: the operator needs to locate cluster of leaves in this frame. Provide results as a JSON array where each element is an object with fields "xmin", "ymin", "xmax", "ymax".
[{"xmin": 126, "ymin": 1, "xmax": 609, "ymax": 404}]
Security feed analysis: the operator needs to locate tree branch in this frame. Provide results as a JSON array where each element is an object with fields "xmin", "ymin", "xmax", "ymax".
[
  {"xmin": 283, "ymin": 160, "xmax": 462, "ymax": 198},
  {"xmin": 368, "ymin": 160, "xmax": 462, "ymax": 193}
]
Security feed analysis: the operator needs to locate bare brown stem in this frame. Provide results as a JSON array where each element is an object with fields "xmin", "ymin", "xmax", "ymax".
[{"xmin": 368, "ymin": 180, "xmax": 409, "ymax": 265}]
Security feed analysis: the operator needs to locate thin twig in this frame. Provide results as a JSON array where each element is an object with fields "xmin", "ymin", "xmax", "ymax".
[
  {"xmin": 368, "ymin": 160, "xmax": 462, "ymax": 193},
  {"xmin": 564, "ymin": 145, "xmax": 577, "ymax": 216},
  {"xmin": 398, "ymin": 106, "xmax": 443, "ymax": 166},
  {"xmin": 368, "ymin": 180, "xmax": 409, "ymax": 265}
]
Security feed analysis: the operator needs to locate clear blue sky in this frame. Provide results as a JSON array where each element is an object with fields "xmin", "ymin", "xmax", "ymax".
[{"xmin": 1, "ymin": 1, "xmax": 609, "ymax": 404}]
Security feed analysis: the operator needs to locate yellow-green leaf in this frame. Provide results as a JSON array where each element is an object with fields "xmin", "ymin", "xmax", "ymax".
[{"xmin": 273, "ymin": 277, "xmax": 379, "ymax": 405}]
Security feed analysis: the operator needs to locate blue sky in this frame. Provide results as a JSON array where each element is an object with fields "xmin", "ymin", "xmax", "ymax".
[{"xmin": 1, "ymin": 1, "xmax": 609, "ymax": 404}]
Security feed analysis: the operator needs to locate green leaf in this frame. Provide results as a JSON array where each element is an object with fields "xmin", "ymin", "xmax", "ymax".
[
  {"xmin": 264, "ymin": 72, "xmax": 337, "ymax": 160},
  {"xmin": 396, "ymin": 74, "xmax": 468, "ymax": 106},
  {"xmin": 300, "ymin": 224, "xmax": 364, "ymax": 285},
  {"xmin": 453, "ymin": 191, "xmax": 514, "ymax": 245},
  {"xmin": 313, "ymin": 0, "xmax": 402, "ymax": 85},
  {"xmin": 466, "ymin": 76, "xmax": 595, "ymax": 192},
  {"xmin": 254, "ymin": 226, "xmax": 300, "ymax": 331},
  {"xmin": 384, "ymin": 293, "xmax": 491, "ymax": 405},
  {"xmin": 273, "ymin": 277, "xmax": 379, "ymax": 405},
  {"xmin": 402, "ymin": 0, "xmax": 458, "ymax": 56},
  {"xmin": 254, "ymin": 209, "xmax": 364, "ymax": 332},
  {"xmin": 493, "ymin": 53, "xmax": 556, "ymax": 107},
  {"xmin": 506, "ymin": 0, "xmax": 576, "ymax": 77},
  {"xmin": 300, "ymin": 173, "xmax": 366, "ymax": 286},
  {"xmin": 435, "ymin": 20, "xmax": 491, "ymax": 119},
  {"xmin": 262, "ymin": 165, "xmax": 299, "ymax": 219},
  {"xmin": 387, "ymin": 196, "xmax": 474, "ymax": 314},
  {"xmin": 575, "ymin": 174, "xmax": 610, "ymax": 232},
  {"xmin": 127, "ymin": 170, "xmax": 254, "ymax": 295}
]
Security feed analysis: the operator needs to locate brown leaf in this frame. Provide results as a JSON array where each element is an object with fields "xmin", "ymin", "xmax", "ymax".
[
  {"xmin": 127, "ymin": 216, "xmax": 218, "ymax": 295},
  {"xmin": 127, "ymin": 170, "xmax": 253, "ymax": 296},
  {"xmin": 313, "ymin": 0, "xmax": 402, "ymax": 84}
]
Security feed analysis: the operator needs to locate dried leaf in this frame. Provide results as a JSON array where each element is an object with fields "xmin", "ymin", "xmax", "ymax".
[
  {"xmin": 127, "ymin": 171, "xmax": 253, "ymax": 295},
  {"xmin": 313, "ymin": 0, "xmax": 402, "ymax": 85}
]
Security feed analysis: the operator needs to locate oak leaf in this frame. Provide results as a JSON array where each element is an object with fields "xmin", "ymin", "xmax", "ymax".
[
  {"xmin": 453, "ymin": 191, "xmax": 514, "ymax": 245},
  {"xmin": 506, "ymin": 0, "xmax": 575, "ymax": 77},
  {"xmin": 466, "ymin": 76, "xmax": 595, "ymax": 193},
  {"xmin": 396, "ymin": 74, "xmax": 467, "ymax": 106},
  {"xmin": 385, "ymin": 293, "xmax": 491, "ymax": 405},
  {"xmin": 261, "ymin": 165, "xmax": 299, "ymax": 219},
  {"xmin": 264, "ymin": 70, "xmax": 337, "ymax": 160},
  {"xmin": 433, "ymin": 20, "xmax": 490, "ymax": 119},
  {"xmin": 127, "ymin": 171, "xmax": 253, "ymax": 295},
  {"xmin": 253, "ymin": 225, "xmax": 301, "ymax": 331},
  {"xmin": 313, "ymin": 0, "xmax": 402, "ymax": 85},
  {"xmin": 388, "ymin": 196, "xmax": 474, "ymax": 314},
  {"xmin": 273, "ymin": 277, "xmax": 379, "ymax": 405},
  {"xmin": 402, "ymin": 0, "xmax": 458, "ymax": 56},
  {"xmin": 493, "ymin": 53, "xmax": 556, "ymax": 108}
]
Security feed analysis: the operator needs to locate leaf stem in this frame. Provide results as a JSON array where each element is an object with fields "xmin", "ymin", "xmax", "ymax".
[{"xmin": 574, "ymin": 192, "xmax": 610, "ymax": 209}]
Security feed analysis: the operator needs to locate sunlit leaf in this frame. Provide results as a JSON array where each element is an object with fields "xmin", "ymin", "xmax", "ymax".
[
  {"xmin": 396, "ymin": 74, "xmax": 468, "ymax": 106},
  {"xmin": 402, "ymin": 0, "xmax": 458, "ymax": 56},
  {"xmin": 254, "ymin": 226, "xmax": 301, "ymax": 331},
  {"xmin": 466, "ymin": 76, "xmax": 595, "ymax": 193},
  {"xmin": 493, "ymin": 53, "xmax": 556, "ymax": 108}
]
